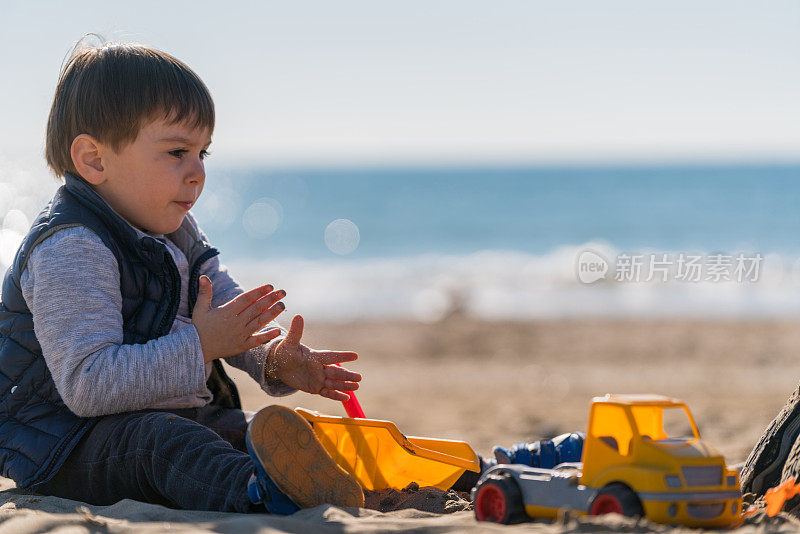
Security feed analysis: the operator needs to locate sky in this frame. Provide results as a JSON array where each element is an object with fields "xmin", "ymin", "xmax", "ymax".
[{"xmin": 1, "ymin": 0, "xmax": 799, "ymax": 168}]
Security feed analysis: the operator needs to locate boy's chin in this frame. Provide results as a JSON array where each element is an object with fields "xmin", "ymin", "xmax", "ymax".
[
  {"xmin": 141, "ymin": 216, "xmax": 186, "ymax": 236},
  {"xmin": 163, "ymin": 217, "xmax": 187, "ymax": 235}
]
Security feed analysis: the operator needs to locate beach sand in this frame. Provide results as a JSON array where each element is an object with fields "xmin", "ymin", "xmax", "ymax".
[{"xmin": 3, "ymin": 318, "xmax": 800, "ymax": 532}]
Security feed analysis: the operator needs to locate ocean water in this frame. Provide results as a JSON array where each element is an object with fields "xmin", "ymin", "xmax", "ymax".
[
  {"xmin": 197, "ymin": 164, "xmax": 800, "ymax": 260},
  {"xmin": 3, "ymin": 162, "xmax": 800, "ymax": 321}
]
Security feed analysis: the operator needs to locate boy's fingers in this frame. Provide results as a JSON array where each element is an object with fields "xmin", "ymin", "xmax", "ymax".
[
  {"xmin": 245, "ymin": 300, "xmax": 285, "ymax": 331},
  {"xmin": 317, "ymin": 351, "xmax": 358, "ymax": 365},
  {"xmin": 325, "ymin": 379, "xmax": 359, "ymax": 392},
  {"xmin": 246, "ymin": 328, "xmax": 282, "ymax": 349},
  {"xmin": 228, "ymin": 284, "xmax": 274, "ymax": 314},
  {"xmin": 324, "ymin": 365, "xmax": 362, "ymax": 382},
  {"xmin": 319, "ymin": 388, "xmax": 350, "ymax": 402},
  {"xmin": 242, "ymin": 290, "xmax": 285, "ymax": 323},
  {"xmin": 284, "ymin": 314, "xmax": 304, "ymax": 346}
]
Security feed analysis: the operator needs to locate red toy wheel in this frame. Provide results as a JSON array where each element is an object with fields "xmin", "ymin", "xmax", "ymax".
[
  {"xmin": 474, "ymin": 472, "xmax": 527, "ymax": 524},
  {"xmin": 475, "ymin": 484, "xmax": 507, "ymax": 522},
  {"xmin": 590, "ymin": 493, "xmax": 624, "ymax": 515},
  {"xmin": 590, "ymin": 483, "xmax": 644, "ymax": 517}
]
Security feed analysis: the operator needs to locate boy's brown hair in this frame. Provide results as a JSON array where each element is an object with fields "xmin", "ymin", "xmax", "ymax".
[{"xmin": 45, "ymin": 35, "xmax": 215, "ymax": 178}]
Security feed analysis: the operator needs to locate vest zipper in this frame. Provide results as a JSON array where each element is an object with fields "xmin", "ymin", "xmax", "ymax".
[
  {"xmin": 157, "ymin": 250, "xmax": 181, "ymax": 337},
  {"xmin": 188, "ymin": 248, "xmax": 220, "ymax": 313}
]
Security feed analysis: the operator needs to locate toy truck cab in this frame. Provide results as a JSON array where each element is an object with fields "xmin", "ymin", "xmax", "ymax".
[{"xmin": 474, "ymin": 394, "xmax": 742, "ymax": 528}]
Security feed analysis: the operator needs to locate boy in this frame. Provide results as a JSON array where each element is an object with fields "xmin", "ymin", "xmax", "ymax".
[{"xmin": 0, "ymin": 40, "xmax": 364, "ymax": 514}]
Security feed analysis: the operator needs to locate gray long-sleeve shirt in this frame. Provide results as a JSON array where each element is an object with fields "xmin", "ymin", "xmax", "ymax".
[{"xmin": 19, "ymin": 222, "xmax": 295, "ymax": 418}]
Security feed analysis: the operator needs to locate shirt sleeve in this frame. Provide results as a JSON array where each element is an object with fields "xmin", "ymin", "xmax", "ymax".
[
  {"xmin": 19, "ymin": 226, "xmax": 210, "ymax": 417},
  {"xmin": 200, "ymin": 255, "xmax": 296, "ymax": 397}
]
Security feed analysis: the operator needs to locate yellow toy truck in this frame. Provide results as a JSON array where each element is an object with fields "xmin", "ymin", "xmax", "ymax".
[{"xmin": 473, "ymin": 394, "xmax": 742, "ymax": 528}]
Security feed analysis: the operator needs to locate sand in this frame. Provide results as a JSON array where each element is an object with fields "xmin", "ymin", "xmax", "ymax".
[{"xmin": 3, "ymin": 318, "xmax": 800, "ymax": 532}]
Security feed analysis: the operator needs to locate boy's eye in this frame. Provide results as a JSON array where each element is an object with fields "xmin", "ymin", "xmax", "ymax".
[{"xmin": 169, "ymin": 149, "xmax": 211, "ymax": 160}]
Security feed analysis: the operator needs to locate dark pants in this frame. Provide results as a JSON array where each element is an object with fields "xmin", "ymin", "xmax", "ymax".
[{"xmin": 35, "ymin": 405, "xmax": 261, "ymax": 513}]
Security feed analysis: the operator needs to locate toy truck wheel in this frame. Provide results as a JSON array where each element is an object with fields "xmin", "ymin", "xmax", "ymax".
[
  {"xmin": 589, "ymin": 483, "xmax": 644, "ymax": 517},
  {"xmin": 474, "ymin": 472, "xmax": 527, "ymax": 524}
]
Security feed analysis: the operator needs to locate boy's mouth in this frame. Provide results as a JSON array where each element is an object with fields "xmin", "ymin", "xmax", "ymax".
[{"xmin": 173, "ymin": 201, "xmax": 193, "ymax": 210}]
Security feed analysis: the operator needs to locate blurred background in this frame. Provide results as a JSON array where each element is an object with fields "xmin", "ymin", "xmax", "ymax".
[
  {"xmin": 2, "ymin": 1, "xmax": 800, "ymax": 321},
  {"xmin": 2, "ymin": 1, "xmax": 800, "ymax": 457}
]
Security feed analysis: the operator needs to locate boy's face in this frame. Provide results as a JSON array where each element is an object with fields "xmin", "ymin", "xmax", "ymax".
[{"xmin": 93, "ymin": 117, "xmax": 212, "ymax": 235}]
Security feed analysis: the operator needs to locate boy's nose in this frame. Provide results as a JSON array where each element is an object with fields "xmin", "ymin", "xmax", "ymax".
[{"xmin": 186, "ymin": 160, "xmax": 205, "ymax": 184}]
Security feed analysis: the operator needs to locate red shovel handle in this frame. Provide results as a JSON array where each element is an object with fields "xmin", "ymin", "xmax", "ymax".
[
  {"xmin": 334, "ymin": 363, "xmax": 365, "ymax": 418},
  {"xmin": 342, "ymin": 391, "xmax": 365, "ymax": 419}
]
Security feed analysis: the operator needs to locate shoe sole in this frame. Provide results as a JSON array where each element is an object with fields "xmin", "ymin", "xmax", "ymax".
[
  {"xmin": 247, "ymin": 405, "xmax": 364, "ymax": 509},
  {"xmin": 741, "ymin": 386, "xmax": 800, "ymax": 495}
]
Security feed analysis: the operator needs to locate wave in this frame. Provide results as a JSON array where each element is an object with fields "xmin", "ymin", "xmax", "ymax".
[{"xmin": 223, "ymin": 243, "xmax": 800, "ymax": 322}]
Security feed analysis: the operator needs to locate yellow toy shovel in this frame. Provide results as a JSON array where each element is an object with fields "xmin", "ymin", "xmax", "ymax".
[{"xmin": 297, "ymin": 371, "xmax": 480, "ymax": 491}]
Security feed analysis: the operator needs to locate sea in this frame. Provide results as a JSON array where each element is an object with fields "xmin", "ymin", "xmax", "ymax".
[{"xmin": 2, "ymin": 162, "xmax": 800, "ymax": 322}]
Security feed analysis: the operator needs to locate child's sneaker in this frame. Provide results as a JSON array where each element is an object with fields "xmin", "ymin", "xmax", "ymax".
[
  {"xmin": 245, "ymin": 405, "xmax": 364, "ymax": 513},
  {"xmin": 741, "ymin": 385, "xmax": 800, "ymax": 496},
  {"xmin": 492, "ymin": 432, "xmax": 585, "ymax": 469}
]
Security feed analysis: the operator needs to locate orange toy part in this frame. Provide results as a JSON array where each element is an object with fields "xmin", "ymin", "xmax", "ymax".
[
  {"xmin": 296, "ymin": 408, "xmax": 480, "ymax": 491},
  {"xmin": 764, "ymin": 477, "xmax": 800, "ymax": 516}
]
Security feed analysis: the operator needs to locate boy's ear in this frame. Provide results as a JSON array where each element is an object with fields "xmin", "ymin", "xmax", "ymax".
[{"xmin": 70, "ymin": 134, "xmax": 107, "ymax": 185}]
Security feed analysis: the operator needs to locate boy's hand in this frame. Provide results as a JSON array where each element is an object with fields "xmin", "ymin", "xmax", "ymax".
[
  {"xmin": 269, "ymin": 314, "xmax": 361, "ymax": 402},
  {"xmin": 193, "ymin": 275, "xmax": 286, "ymax": 363}
]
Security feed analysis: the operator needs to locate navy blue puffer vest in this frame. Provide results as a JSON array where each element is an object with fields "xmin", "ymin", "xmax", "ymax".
[{"xmin": 0, "ymin": 172, "xmax": 241, "ymax": 487}]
